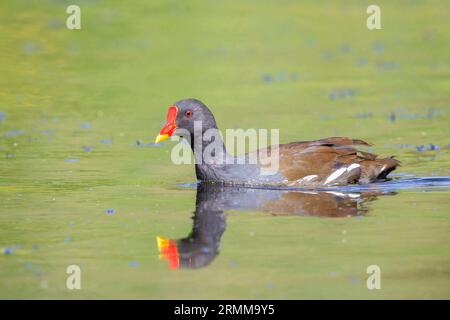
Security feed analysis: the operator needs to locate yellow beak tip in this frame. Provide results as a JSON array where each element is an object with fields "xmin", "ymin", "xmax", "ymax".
[{"xmin": 155, "ymin": 134, "xmax": 169, "ymax": 144}]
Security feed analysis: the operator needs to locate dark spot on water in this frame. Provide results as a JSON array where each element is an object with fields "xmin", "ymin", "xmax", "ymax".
[
  {"xmin": 42, "ymin": 129, "xmax": 54, "ymax": 135},
  {"xmin": 135, "ymin": 140, "xmax": 162, "ymax": 147},
  {"xmin": 0, "ymin": 111, "xmax": 5, "ymax": 123},
  {"xmin": 356, "ymin": 57, "xmax": 368, "ymax": 67},
  {"xmin": 229, "ymin": 260, "xmax": 237, "ymax": 268},
  {"xmin": 105, "ymin": 208, "xmax": 116, "ymax": 215},
  {"xmin": 129, "ymin": 261, "xmax": 140, "ymax": 268},
  {"xmin": 261, "ymin": 71, "xmax": 307, "ymax": 84},
  {"xmin": 32, "ymin": 244, "xmax": 40, "ymax": 250},
  {"xmin": 372, "ymin": 41, "xmax": 384, "ymax": 54},
  {"xmin": 3, "ymin": 247, "xmax": 14, "ymax": 255},
  {"xmin": 266, "ymin": 282, "xmax": 276, "ymax": 289},
  {"xmin": 100, "ymin": 139, "xmax": 113, "ymax": 144},
  {"xmin": 47, "ymin": 18, "xmax": 64, "ymax": 29},
  {"xmin": 389, "ymin": 112, "xmax": 396, "ymax": 123},
  {"xmin": 4, "ymin": 129, "xmax": 25, "ymax": 137},
  {"xmin": 82, "ymin": 146, "xmax": 93, "ymax": 152},
  {"xmin": 23, "ymin": 41, "xmax": 40, "ymax": 55},
  {"xmin": 329, "ymin": 88, "xmax": 356, "ymax": 100},
  {"xmin": 65, "ymin": 158, "xmax": 80, "ymax": 163},
  {"xmin": 378, "ymin": 61, "xmax": 400, "ymax": 71},
  {"xmin": 33, "ymin": 270, "xmax": 43, "ymax": 278},
  {"xmin": 356, "ymin": 112, "xmax": 373, "ymax": 119},
  {"xmin": 321, "ymin": 51, "xmax": 335, "ymax": 61},
  {"xmin": 5, "ymin": 153, "xmax": 15, "ymax": 159},
  {"xmin": 276, "ymin": 72, "xmax": 286, "ymax": 81},
  {"xmin": 80, "ymin": 122, "xmax": 92, "ymax": 129},
  {"xmin": 429, "ymin": 144, "xmax": 440, "ymax": 150},
  {"xmin": 340, "ymin": 43, "xmax": 352, "ymax": 54},
  {"xmin": 262, "ymin": 74, "xmax": 273, "ymax": 83},
  {"xmin": 426, "ymin": 108, "xmax": 439, "ymax": 119},
  {"xmin": 349, "ymin": 276, "xmax": 360, "ymax": 285},
  {"xmin": 68, "ymin": 42, "xmax": 80, "ymax": 55},
  {"xmin": 416, "ymin": 144, "xmax": 441, "ymax": 152},
  {"xmin": 389, "ymin": 107, "xmax": 440, "ymax": 120}
]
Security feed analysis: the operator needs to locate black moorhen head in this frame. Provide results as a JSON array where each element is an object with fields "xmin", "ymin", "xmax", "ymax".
[
  {"xmin": 155, "ymin": 98, "xmax": 218, "ymax": 144},
  {"xmin": 154, "ymin": 98, "xmax": 399, "ymax": 187}
]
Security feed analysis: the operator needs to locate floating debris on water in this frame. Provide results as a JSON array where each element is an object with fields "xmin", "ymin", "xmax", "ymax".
[
  {"xmin": 3, "ymin": 247, "xmax": 14, "ymax": 255},
  {"xmin": 261, "ymin": 71, "xmax": 309, "ymax": 84},
  {"xmin": 329, "ymin": 88, "xmax": 356, "ymax": 100},
  {"xmin": 388, "ymin": 108, "xmax": 440, "ymax": 121},
  {"xmin": 389, "ymin": 112, "xmax": 396, "ymax": 122},
  {"xmin": 105, "ymin": 208, "xmax": 116, "ymax": 215},
  {"xmin": 416, "ymin": 144, "xmax": 441, "ymax": 152},
  {"xmin": 135, "ymin": 140, "xmax": 162, "ymax": 147}
]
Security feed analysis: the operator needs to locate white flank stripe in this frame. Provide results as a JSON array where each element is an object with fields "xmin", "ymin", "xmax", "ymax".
[
  {"xmin": 325, "ymin": 164, "xmax": 361, "ymax": 185},
  {"xmin": 324, "ymin": 167, "xmax": 347, "ymax": 184},
  {"xmin": 301, "ymin": 175, "xmax": 318, "ymax": 182},
  {"xmin": 347, "ymin": 163, "xmax": 361, "ymax": 172}
]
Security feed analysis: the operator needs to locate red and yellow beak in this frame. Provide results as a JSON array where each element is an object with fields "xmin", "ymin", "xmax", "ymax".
[
  {"xmin": 156, "ymin": 236, "xmax": 179, "ymax": 269},
  {"xmin": 155, "ymin": 106, "xmax": 178, "ymax": 144}
]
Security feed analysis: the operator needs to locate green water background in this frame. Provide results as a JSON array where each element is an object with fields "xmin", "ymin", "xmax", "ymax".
[{"xmin": 0, "ymin": 0, "xmax": 449, "ymax": 299}]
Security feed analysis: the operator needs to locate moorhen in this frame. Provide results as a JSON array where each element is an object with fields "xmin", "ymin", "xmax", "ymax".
[{"xmin": 155, "ymin": 99, "xmax": 399, "ymax": 187}]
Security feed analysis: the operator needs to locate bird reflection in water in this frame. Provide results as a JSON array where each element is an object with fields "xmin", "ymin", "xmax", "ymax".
[{"xmin": 156, "ymin": 183, "xmax": 394, "ymax": 269}]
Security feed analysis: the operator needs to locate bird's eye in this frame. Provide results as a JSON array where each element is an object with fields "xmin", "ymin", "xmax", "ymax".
[{"xmin": 185, "ymin": 110, "xmax": 193, "ymax": 118}]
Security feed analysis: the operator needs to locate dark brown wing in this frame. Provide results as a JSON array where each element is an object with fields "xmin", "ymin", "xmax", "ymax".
[{"xmin": 263, "ymin": 137, "xmax": 399, "ymax": 185}]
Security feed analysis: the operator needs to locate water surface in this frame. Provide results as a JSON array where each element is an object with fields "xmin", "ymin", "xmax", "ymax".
[{"xmin": 1, "ymin": 0, "xmax": 450, "ymax": 299}]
